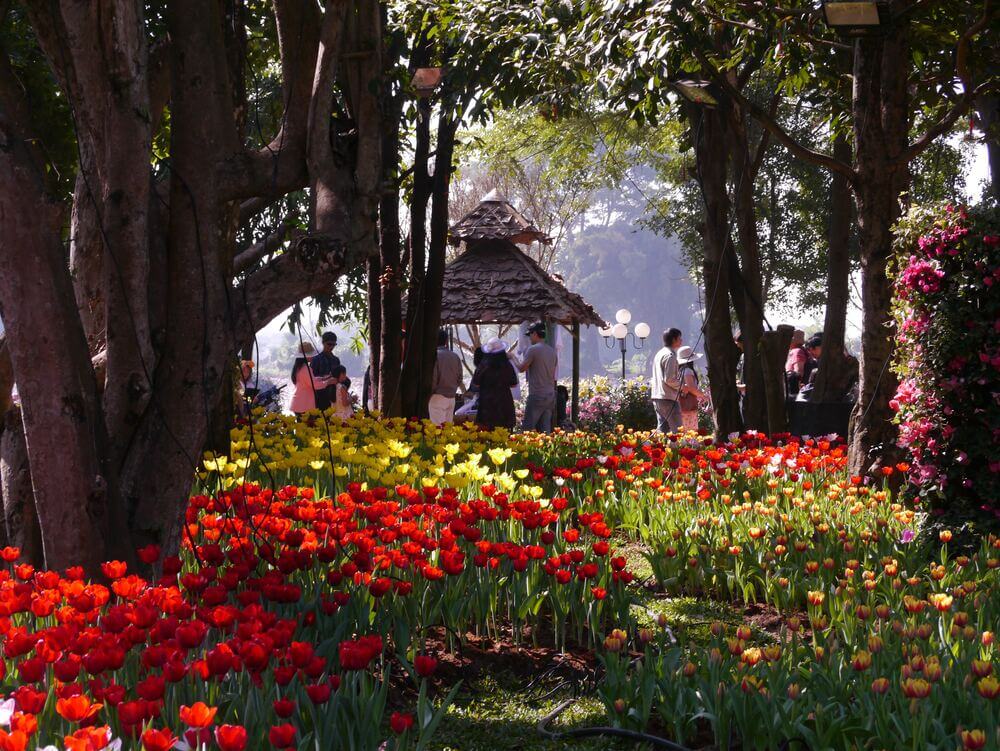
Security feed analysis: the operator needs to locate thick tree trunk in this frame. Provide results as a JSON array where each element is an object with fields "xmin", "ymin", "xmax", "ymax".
[
  {"xmin": 760, "ymin": 325, "xmax": 794, "ymax": 434},
  {"xmin": 118, "ymin": 0, "xmax": 239, "ymax": 552},
  {"xmin": 690, "ymin": 102, "xmax": 743, "ymax": 436},
  {"xmin": 812, "ymin": 134, "xmax": 855, "ymax": 403},
  {"xmin": 0, "ymin": 407, "xmax": 43, "ymax": 565},
  {"xmin": 847, "ymin": 27, "xmax": 909, "ymax": 478},
  {"xmin": 27, "ymin": 0, "xmax": 157, "ymax": 467},
  {"xmin": 0, "ymin": 156, "xmax": 120, "ymax": 572}
]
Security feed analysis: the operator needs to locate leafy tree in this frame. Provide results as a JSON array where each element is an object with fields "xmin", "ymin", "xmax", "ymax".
[{"xmin": 0, "ymin": 0, "xmax": 386, "ymax": 570}]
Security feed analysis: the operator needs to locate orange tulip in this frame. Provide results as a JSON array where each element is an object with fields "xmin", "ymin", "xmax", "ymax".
[
  {"xmin": 179, "ymin": 702, "xmax": 218, "ymax": 729},
  {"xmin": 63, "ymin": 727, "xmax": 110, "ymax": 751},
  {"xmin": 0, "ymin": 730, "xmax": 28, "ymax": 751},
  {"xmin": 56, "ymin": 695, "xmax": 103, "ymax": 723}
]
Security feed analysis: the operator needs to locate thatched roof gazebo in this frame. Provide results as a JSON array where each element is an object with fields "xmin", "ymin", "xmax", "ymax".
[{"xmin": 441, "ymin": 190, "xmax": 605, "ymax": 422}]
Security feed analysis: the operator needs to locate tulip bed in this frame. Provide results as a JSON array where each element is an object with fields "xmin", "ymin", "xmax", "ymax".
[{"xmin": 0, "ymin": 413, "xmax": 996, "ymax": 750}]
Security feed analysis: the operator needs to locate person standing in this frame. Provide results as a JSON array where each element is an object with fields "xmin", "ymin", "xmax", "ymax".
[
  {"xmin": 677, "ymin": 346, "xmax": 707, "ymax": 431},
  {"xmin": 311, "ymin": 332, "xmax": 341, "ymax": 411},
  {"xmin": 471, "ymin": 338, "xmax": 518, "ymax": 430},
  {"xmin": 802, "ymin": 333, "xmax": 823, "ymax": 388},
  {"xmin": 330, "ymin": 365, "xmax": 354, "ymax": 420},
  {"xmin": 650, "ymin": 328, "xmax": 683, "ymax": 433},
  {"xmin": 517, "ymin": 322, "xmax": 558, "ymax": 433},
  {"xmin": 784, "ymin": 329, "xmax": 808, "ymax": 395},
  {"xmin": 428, "ymin": 328, "xmax": 464, "ymax": 425},
  {"xmin": 289, "ymin": 342, "xmax": 328, "ymax": 416}
]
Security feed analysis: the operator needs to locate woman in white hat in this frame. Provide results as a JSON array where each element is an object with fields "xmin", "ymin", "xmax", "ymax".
[
  {"xmin": 677, "ymin": 345, "xmax": 707, "ymax": 431},
  {"xmin": 470, "ymin": 337, "xmax": 518, "ymax": 430},
  {"xmin": 289, "ymin": 341, "xmax": 330, "ymax": 416}
]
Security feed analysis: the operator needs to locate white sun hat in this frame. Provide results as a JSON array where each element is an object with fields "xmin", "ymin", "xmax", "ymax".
[{"xmin": 677, "ymin": 345, "xmax": 703, "ymax": 364}]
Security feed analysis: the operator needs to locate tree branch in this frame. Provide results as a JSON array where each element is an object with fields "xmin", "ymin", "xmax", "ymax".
[
  {"xmin": 215, "ymin": 0, "xmax": 321, "ymax": 201},
  {"xmin": 306, "ymin": 0, "xmax": 350, "ymax": 184},
  {"xmin": 233, "ymin": 218, "xmax": 299, "ymax": 274},
  {"xmin": 232, "ymin": 236, "xmax": 351, "ymax": 344},
  {"xmin": 893, "ymin": 2, "xmax": 996, "ymax": 166},
  {"xmin": 693, "ymin": 49, "xmax": 859, "ymax": 186}
]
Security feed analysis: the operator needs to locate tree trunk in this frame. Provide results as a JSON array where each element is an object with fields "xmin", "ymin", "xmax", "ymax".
[
  {"xmin": 975, "ymin": 93, "xmax": 999, "ymax": 202},
  {"xmin": 847, "ymin": 26, "xmax": 909, "ymax": 478},
  {"xmin": 0, "ymin": 336, "xmax": 12, "ymax": 421},
  {"xmin": 0, "ymin": 154, "xmax": 121, "ymax": 572},
  {"xmin": 689, "ymin": 102, "xmax": 743, "ymax": 436},
  {"xmin": 377, "ymin": 94, "xmax": 404, "ymax": 417},
  {"xmin": 413, "ymin": 115, "xmax": 458, "ymax": 421},
  {"xmin": 760, "ymin": 325, "xmax": 794, "ymax": 434},
  {"xmin": 730, "ymin": 110, "xmax": 767, "ymax": 432},
  {"xmin": 0, "ymin": 407, "xmax": 43, "ymax": 565},
  {"xmin": 812, "ymin": 134, "xmax": 855, "ymax": 403},
  {"xmin": 117, "ymin": 0, "xmax": 239, "ymax": 553},
  {"xmin": 399, "ymin": 95, "xmax": 433, "ymax": 418},
  {"xmin": 367, "ymin": 255, "xmax": 381, "ymax": 413}
]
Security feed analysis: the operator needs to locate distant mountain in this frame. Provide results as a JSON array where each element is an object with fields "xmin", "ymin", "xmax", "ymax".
[{"xmin": 556, "ymin": 222, "xmax": 700, "ymax": 378}]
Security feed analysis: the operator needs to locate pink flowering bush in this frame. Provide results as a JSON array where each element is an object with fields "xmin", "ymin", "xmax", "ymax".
[{"xmin": 890, "ymin": 203, "xmax": 1000, "ymax": 513}]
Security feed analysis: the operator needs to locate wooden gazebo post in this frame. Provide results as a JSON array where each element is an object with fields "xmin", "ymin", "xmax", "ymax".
[{"xmin": 571, "ymin": 322, "xmax": 581, "ymax": 423}]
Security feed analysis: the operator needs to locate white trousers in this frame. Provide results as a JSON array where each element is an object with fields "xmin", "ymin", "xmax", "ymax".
[{"xmin": 428, "ymin": 394, "xmax": 456, "ymax": 425}]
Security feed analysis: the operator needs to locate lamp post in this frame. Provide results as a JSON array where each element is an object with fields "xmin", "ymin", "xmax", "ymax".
[{"xmin": 601, "ymin": 309, "xmax": 650, "ymax": 380}]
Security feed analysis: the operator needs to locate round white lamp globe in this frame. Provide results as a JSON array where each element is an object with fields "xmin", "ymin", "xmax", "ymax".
[
  {"xmin": 634, "ymin": 322, "xmax": 650, "ymax": 339},
  {"xmin": 598, "ymin": 326, "xmax": 613, "ymax": 337},
  {"xmin": 615, "ymin": 308, "xmax": 632, "ymax": 325},
  {"xmin": 612, "ymin": 323, "xmax": 628, "ymax": 339}
]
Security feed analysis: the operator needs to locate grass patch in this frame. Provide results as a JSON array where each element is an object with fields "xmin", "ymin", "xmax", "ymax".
[{"xmin": 429, "ymin": 671, "xmax": 641, "ymax": 751}]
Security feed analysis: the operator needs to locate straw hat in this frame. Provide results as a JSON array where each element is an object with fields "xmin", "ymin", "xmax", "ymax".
[
  {"xmin": 299, "ymin": 342, "xmax": 316, "ymax": 357},
  {"xmin": 483, "ymin": 337, "xmax": 507, "ymax": 354},
  {"xmin": 677, "ymin": 345, "xmax": 703, "ymax": 364}
]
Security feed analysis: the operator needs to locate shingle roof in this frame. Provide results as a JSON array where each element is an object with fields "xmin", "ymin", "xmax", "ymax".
[
  {"xmin": 436, "ymin": 238, "xmax": 605, "ymax": 327},
  {"xmin": 448, "ymin": 189, "xmax": 552, "ymax": 246}
]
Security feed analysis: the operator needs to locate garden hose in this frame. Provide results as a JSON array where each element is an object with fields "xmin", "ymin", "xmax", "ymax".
[{"xmin": 537, "ymin": 699, "xmax": 694, "ymax": 750}]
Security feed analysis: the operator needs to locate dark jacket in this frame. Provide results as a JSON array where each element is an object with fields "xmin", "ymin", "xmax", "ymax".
[
  {"xmin": 310, "ymin": 350, "xmax": 341, "ymax": 409},
  {"xmin": 471, "ymin": 353, "xmax": 517, "ymax": 430}
]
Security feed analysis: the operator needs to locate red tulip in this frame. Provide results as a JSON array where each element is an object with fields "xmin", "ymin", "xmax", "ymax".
[
  {"xmin": 414, "ymin": 654, "xmax": 438, "ymax": 678},
  {"xmin": 390, "ymin": 712, "xmax": 414, "ymax": 735},
  {"xmin": 268, "ymin": 723, "xmax": 296, "ymax": 747},
  {"xmin": 215, "ymin": 725, "xmax": 248, "ymax": 751},
  {"xmin": 141, "ymin": 728, "xmax": 178, "ymax": 751}
]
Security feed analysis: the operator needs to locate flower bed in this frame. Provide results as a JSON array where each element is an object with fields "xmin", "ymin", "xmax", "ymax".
[{"xmin": 0, "ymin": 415, "xmax": 995, "ymax": 750}]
